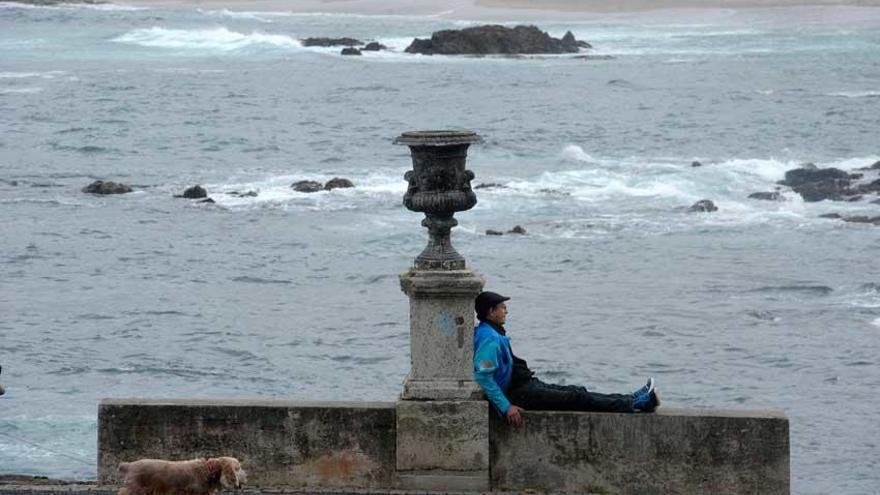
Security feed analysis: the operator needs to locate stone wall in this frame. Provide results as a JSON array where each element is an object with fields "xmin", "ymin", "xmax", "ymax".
[
  {"xmin": 98, "ymin": 400, "xmax": 789, "ymax": 494},
  {"xmin": 98, "ymin": 399, "xmax": 396, "ymax": 489},
  {"xmin": 489, "ymin": 408, "xmax": 789, "ymax": 495}
]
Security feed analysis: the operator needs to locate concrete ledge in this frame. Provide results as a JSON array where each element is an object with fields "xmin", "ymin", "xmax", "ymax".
[
  {"xmin": 98, "ymin": 400, "xmax": 789, "ymax": 494},
  {"xmin": 490, "ymin": 407, "xmax": 790, "ymax": 495},
  {"xmin": 98, "ymin": 400, "xmax": 397, "ymax": 489}
]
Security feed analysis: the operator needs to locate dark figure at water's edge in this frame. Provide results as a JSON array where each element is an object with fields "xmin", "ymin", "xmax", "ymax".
[{"xmin": 473, "ymin": 291, "xmax": 660, "ymax": 426}]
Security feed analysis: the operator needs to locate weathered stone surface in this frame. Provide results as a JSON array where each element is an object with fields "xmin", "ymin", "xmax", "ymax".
[
  {"xmin": 177, "ymin": 185, "xmax": 207, "ymax": 199},
  {"xmin": 291, "ymin": 180, "xmax": 323, "ymax": 193},
  {"xmin": 396, "ymin": 400, "xmax": 488, "ymax": 472},
  {"xmin": 340, "ymin": 47, "xmax": 362, "ymax": 56},
  {"xmin": 399, "ymin": 270, "xmax": 483, "ymax": 400},
  {"xmin": 98, "ymin": 400, "xmax": 396, "ymax": 488},
  {"xmin": 301, "ymin": 37, "xmax": 362, "ymax": 47},
  {"xmin": 688, "ymin": 199, "xmax": 717, "ymax": 212},
  {"xmin": 95, "ymin": 401, "xmax": 790, "ymax": 494},
  {"xmin": 405, "ymin": 25, "xmax": 590, "ymax": 55},
  {"xmin": 396, "ymin": 400, "xmax": 489, "ymax": 492},
  {"xmin": 324, "ymin": 177, "xmax": 355, "ymax": 190},
  {"xmin": 748, "ymin": 191, "xmax": 783, "ymax": 201},
  {"xmin": 490, "ymin": 408, "xmax": 790, "ymax": 495},
  {"xmin": 82, "ymin": 180, "xmax": 132, "ymax": 195}
]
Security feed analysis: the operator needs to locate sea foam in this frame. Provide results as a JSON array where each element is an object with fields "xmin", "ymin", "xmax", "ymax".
[{"xmin": 112, "ymin": 27, "xmax": 303, "ymax": 53}]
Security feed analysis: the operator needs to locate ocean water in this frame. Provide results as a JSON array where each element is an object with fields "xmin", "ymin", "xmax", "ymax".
[{"xmin": 1, "ymin": 2, "xmax": 879, "ymax": 493}]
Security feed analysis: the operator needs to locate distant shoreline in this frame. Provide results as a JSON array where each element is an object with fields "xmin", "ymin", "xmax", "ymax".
[{"xmin": 97, "ymin": 0, "xmax": 880, "ymax": 19}]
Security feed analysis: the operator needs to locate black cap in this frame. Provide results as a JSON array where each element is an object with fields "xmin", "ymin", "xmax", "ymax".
[{"xmin": 475, "ymin": 291, "xmax": 510, "ymax": 321}]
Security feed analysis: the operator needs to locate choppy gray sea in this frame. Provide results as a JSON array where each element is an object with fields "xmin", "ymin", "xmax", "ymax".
[{"xmin": 1, "ymin": 3, "xmax": 879, "ymax": 493}]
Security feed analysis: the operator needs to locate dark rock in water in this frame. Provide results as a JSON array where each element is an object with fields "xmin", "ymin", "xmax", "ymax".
[
  {"xmin": 777, "ymin": 166, "xmax": 857, "ymax": 202},
  {"xmin": 405, "ymin": 25, "xmax": 591, "ymax": 55},
  {"xmin": 486, "ymin": 229, "xmax": 504, "ymax": 236},
  {"xmin": 82, "ymin": 180, "xmax": 132, "ymax": 195},
  {"xmin": 855, "ymin": 179, "xmax": 880, "ymax": 194},
  {"xmin": 572, "ymin": 54, "xmax": 614, "ymax": 60},
  {"xmin": 228, "ymin": 190, "xmax": 258, "ymax": 197},
  {"xmin": 845, "ymin": 195, "xmax": 863, "ymax": 202},
  {"xmin": 842, "ymin": 215, "xmax": 880, "ymax": 225},
  {"xmin": 561, "ymin": 31, "xmax": 591, "ymax": 49},
  {"xmin": 688, "ymin": 199, "xmax": 718, "ymax": 212},
  {"xmin": 291, "ymin": 180, "xmax": 323, "ymax": 193},
  {"xmin": 819, "ymin": 213, "xmax": 842, "ymax": 219},
  {"xmin": 871, "ymin": 161, "xmax": 880, "ymax": 169},
  {"xmin": 325, "ymin": 177, "xmax": 355, "ymax": 190},
  {"xmin": 748, "ymin": 191, "xmax": 783, "ymax": 201},
  {"xmin": 780, "ymin": 167, "xmax": 851, "ymax": 187},
  {"xmin": 508, "ymin": 225, "xmax": 527, "ymax": 235},
  {"xmin": 691, "ymin": 161, "xmax": 703, "ymax": 167},
  {"xmin": 362, "ymin": 42, "xmax": 387, "ymax": 51},
  {"xmin": 539, "ymin": 188, "xmax": 571, "ymax": 196},
  {"xmin": 475, "ymin": 182, "xmax": 507, "ymax": 190},
  {"xmin": 177, "ymin": 185, "xmax": 207, "ymax": 199},
  {"xmin": 197, "ymin": 198, "xmax": 215, "ymax": 204},
  {"xmin": 341, "ymin": 47, "xmax": 362, "ymax": 56},
  {"xmin": 801, "ymin": 162, "xmax": 818, "ymax": 170},
  {"xmin": 301, "ymin": 37, "xmax": 363, "ymax": 47}
]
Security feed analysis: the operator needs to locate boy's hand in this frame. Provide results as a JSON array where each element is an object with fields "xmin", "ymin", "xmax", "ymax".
[{"xmin": 506, "ymin": 405, "xmax": 524, "ymax": 427}]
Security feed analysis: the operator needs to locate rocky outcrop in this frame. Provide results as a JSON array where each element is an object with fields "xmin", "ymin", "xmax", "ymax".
[
  {"xmin": 227, "ymin": 190, "xmax": 258, "ymax": 197},
  {"xmin": 474, "ymin": 183, "xmax": 506, "ymax": 190},
  {"xmin": 842, "ymin": 215, "xmax": 880, "ymax": 225},
  {"xmin": 688, "ymin": 199, "xmax": 718, "ymax": 212},
  {"xmin": 777, "ymin": 164, "xmax": 880, "ymax": 202},
  {"xmin": 748, "ymin": 191, "xmax": 783, "ymax": 201},
  {"xmin": 819, "ymin": 213, "xmax": 880, "ymax": 225},
  {"xmin": 362, "ymin": 42, "xmax": 387, "ymax": 51},
  {"xmin": 691, "ymin": 161, "xmax": 703, "ymax": 168},
  {"xmin": 82, "ymin": 180, "xmax": 132, "ymax": 195},
  {"xmin": 176, "ymin": 185, "xmax": 207, "ymax": 199},
  {"xmin": 485, "ymin": 226, "xmax": 528, "ymax": 236},
  {"xmin": 291, "ymin": 180, "xmax": 323, "ymax": 193},
  {"xmin": 325, "ymin": 177, "xmax": 355, "ymax": 190},
  {"xmin": 301, "ymin": 37, "xmax": 362, "ymax": 47},
  {"xmin": 405, "ymin": 25, "xmax": 590, "ymax": 55},
  {"xmin": 341, "ymin": 47, "xmax": 362, "ymax": 56}
]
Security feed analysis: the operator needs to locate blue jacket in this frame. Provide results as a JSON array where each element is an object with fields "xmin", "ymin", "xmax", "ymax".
[{"xmin": 473, "ymin": 320, "xmax": 513, "ymax": 414}]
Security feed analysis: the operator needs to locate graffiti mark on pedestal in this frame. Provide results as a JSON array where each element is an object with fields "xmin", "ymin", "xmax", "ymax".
[{"xmin": 435, "ymin": 311, "xmax": 456, "ymax": 337}]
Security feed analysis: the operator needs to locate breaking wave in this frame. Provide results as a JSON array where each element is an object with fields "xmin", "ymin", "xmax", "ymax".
[{"xmin": 112, "ymin": 26, "xmax": 303, "ymax": 53}]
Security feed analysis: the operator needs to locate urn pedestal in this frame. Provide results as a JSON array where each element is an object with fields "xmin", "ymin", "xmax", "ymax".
[{"xmin": 394, "ymin": 130, "xmax": 488, "ymax": 492}]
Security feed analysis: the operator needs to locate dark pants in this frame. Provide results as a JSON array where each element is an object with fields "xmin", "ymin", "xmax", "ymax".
[{"xmin": 507, "ymin": 378, "xmax": 634, "ymax": 413}]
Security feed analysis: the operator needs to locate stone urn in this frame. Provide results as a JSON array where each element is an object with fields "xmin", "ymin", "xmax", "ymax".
[{"xmin": 395, "ymin": 130, "xmax": 481, "ymax": 270}]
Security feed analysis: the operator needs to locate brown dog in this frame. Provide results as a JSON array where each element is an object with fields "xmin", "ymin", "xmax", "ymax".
[{"xmin": 117, "ymin": 457, "xmax": 245, "ymax": 495}]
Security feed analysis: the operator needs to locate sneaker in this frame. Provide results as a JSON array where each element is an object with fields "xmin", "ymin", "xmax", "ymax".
[
  {"xmin": 632, "ymin": 378, "xmax": 660, "ymax": 413},
  {"xmin": 632, "ymin": 377, "xmax": 654, "ymax": 398}
]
